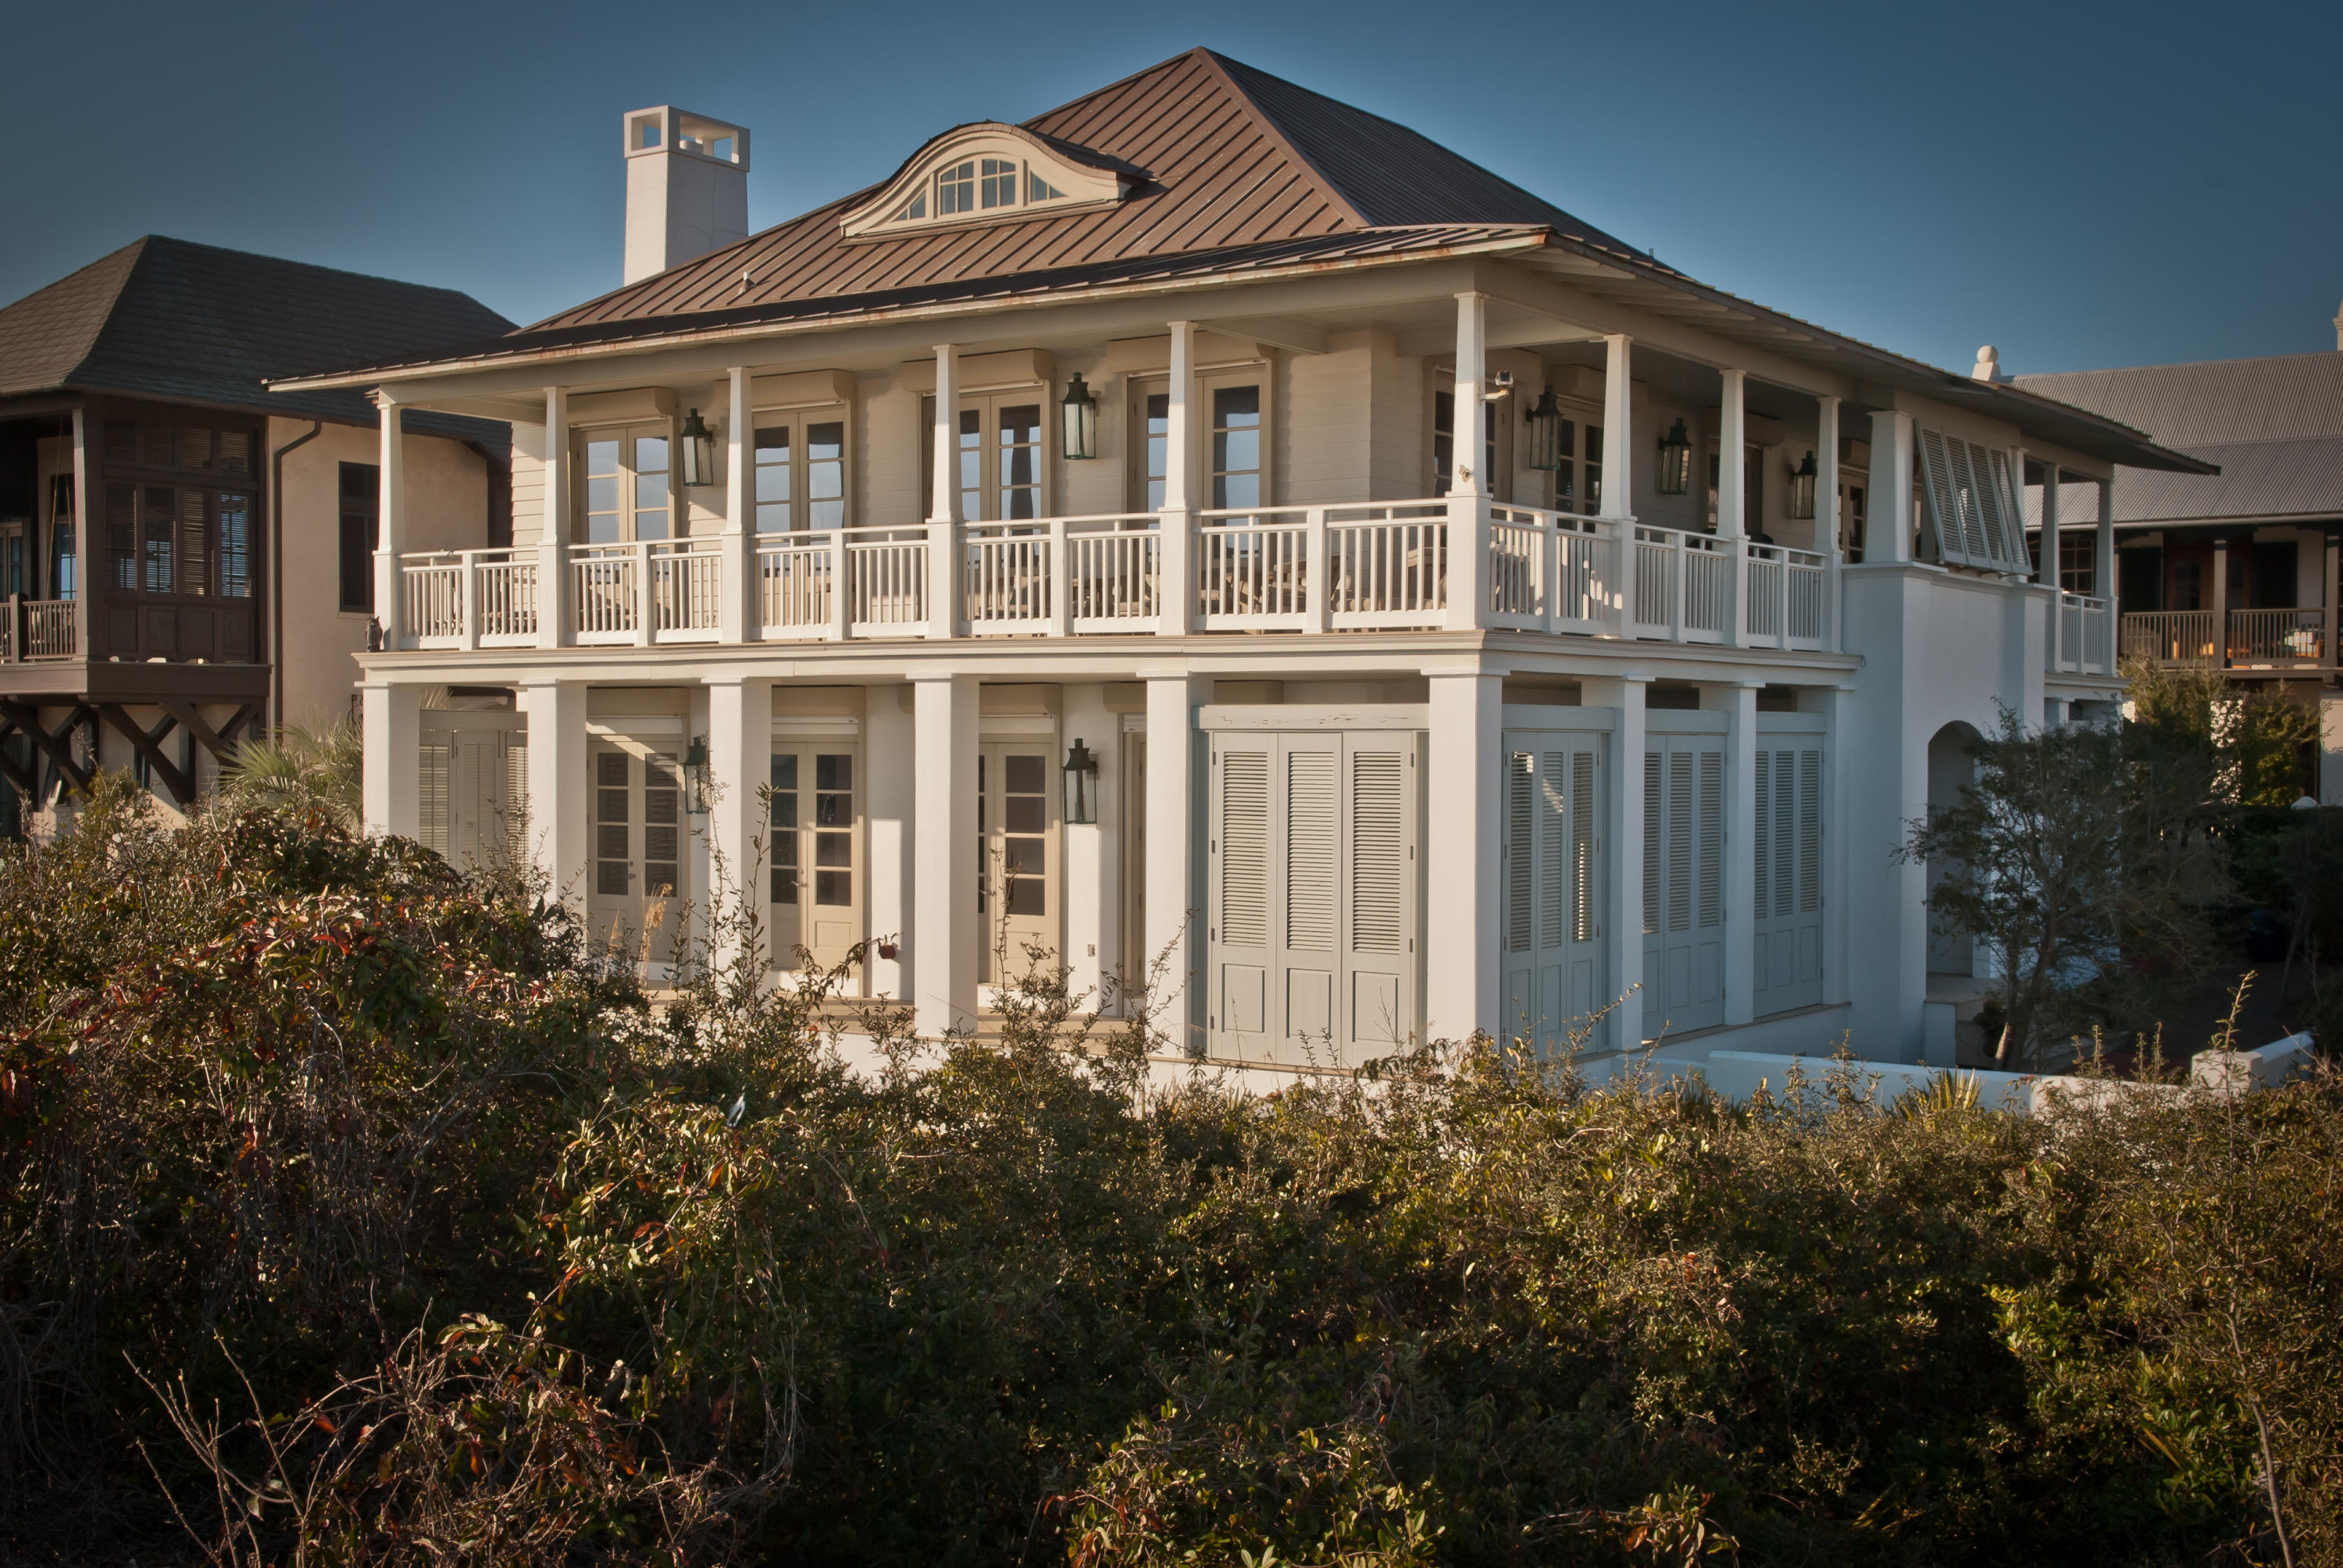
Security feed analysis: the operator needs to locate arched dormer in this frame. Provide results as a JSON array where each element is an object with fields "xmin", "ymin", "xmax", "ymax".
[{"xmin": 840, "ymin": 123, "xmax": 1136, "ymax": 240}]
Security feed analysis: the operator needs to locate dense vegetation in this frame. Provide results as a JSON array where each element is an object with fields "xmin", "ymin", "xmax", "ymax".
[{"xmin": 0, "ymin": 778, "xmax": 2337, "ymax": 1566}]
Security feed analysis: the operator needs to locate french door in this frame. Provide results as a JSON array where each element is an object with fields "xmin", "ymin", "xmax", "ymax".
[
  {"xmin": 1207, "ymin": 730, "xmax": 1419, "ymax": 1064},
  {"xmin": 1499, "ymin": 734, "xmax": 1606, "ymax": 1051},
  {"xmin": 769, "ymin": 742, "xmax": 861, "ymax": 972},
  {"xmin": 1750, "ymin": 734, "xmax": 1824, "ymax": 1016},
  {"xmin": 978, "ymin": 743, "xmax": 1059, "ymax": 981},
  {"xmin": 587, "ymin": 736, "xmax": 683, "ymax": 959},
  {"xmin": 1642, "ymin": 731, "xmax": 1725, "ymax": 1037}
]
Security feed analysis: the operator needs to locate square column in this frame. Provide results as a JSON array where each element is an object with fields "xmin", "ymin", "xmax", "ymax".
[
  {"xmin": 1424, "ymin": 671, "xmax": 1502, "ymax": 1042},
  {"xmin": 2098, "ymin": 479, "xmax": 2118, "ymax": 613},
  {"xmin": 1143, "ymin": 673, "xmax": 1207, "ymax": 1055},
  {"xmin": 537, "ymin": 387, "xmax": 569, "ymax": 649},
  {"xmin": 721, "ymin": 366, "xmax": 752, "ymax": 643},
  {"xmin": 1444, "ymin": 293, "xmax": 1492, "ymax": 631},
  {"xmin": 1600, "ymin": 334, "xmax": 1635, "ymax": 637},
  {"xmin": 1867, "ymin": 410, "xmax": 1916, "ymax": 565},
  {"xmin": 1061, "ymin": 683, "xmax": 1119, "ymax": 1010},
  {"xmin": 865, "ymin": 688, "xmax": 915, "ymax": 1000},
  {"xmin": 1716, "ymin": 368, "xmax": 1747, "ymax": 648},
  {"xmin": 912, "ymin": 674, "xmax": 978, "ymax": 1037},
  {"xmin": 704, "ymin": 675, "xmax": 771, "ymax": 971},
  {"xmin": 1817, "ymin": 396, "xmax": 1842, "ymax": 650},
  {"xmin": 372, "ymin": 394, "xmax": 405, "ymax": 643},
  {"xmin": 1821, "ymin": 686, "xmax": 1853, "ymax": 1010},
  {"xmin": 2036, "ymin": 457, "xmax": 2060, "ymax": 589},
  {"xmin": 1586, "ymin": 674, "xmax": 1647, "ymax": 1049},
  {"xmin": 522, "ymin": 678, "xmax": 587, "ymax": 911},
  {"xmin": 925, "ymin": 345, "xmax": 962, "ymax": 641},
  {"xmin": 1156, "ymin": 322, "xmax": 1196, "ymax": 635},
  {"xmin": 1720, "ymin": 682, "xmax": 1760, "ymax": 1028},
  {"xmin": 359, "ymin": 680, "xmax": 419, "ymax": 838}
]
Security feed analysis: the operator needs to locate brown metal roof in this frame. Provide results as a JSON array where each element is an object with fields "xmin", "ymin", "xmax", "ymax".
[{"xmin": 530, "ymin": 48, "xmax": 1651, "ymax": 334}]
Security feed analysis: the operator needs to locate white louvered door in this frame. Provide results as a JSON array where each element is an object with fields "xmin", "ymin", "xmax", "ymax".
[
  {"xmin": 1641, "ymin": 733, "xmax": 1726, "ymax": 1037},
  {"xmin": 1207, "ymin": 730, "xmax": 1421, "ymax": 1064},
  {"xmin": 1499, "ymin": 734, "xmax": 1606, "ymax": 1052},
  {"xmin": 419, "ymin": 722, "xmax": 526, "ymax": 868},
  {"xmin": 1749, "ymin": 738, "xmax": 1824, "ymax": 1016}
]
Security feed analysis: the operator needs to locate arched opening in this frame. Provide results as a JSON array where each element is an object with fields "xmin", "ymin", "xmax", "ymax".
[{"xmin": 1926, "ymin": 722, "xmax": 1981, "ymax": 978}]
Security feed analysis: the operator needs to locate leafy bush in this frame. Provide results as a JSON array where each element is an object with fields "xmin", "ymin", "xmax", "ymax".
[{"xmin": 1, "ymin": 784, "xmax": 2337, "ymax": 1566}]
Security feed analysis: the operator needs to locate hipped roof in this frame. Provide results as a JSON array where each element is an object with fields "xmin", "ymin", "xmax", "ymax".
[{"xmin": 0, "ymin": 235, "xmax": 514, "ymax": 441}]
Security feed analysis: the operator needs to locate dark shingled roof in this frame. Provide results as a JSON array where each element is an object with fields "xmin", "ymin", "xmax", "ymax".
[
  {"xmin": 0, "ymin": 236, "xmax": 515, "ymax": 441},
  {"xmin": 526, "ymin": 48, "xmax": 1654, "ymax": 334}
]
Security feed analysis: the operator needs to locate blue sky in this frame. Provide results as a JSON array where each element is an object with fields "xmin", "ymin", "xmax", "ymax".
[{"xmin": 6, "ymin": 0, "xmax": 2337, "ymax": 376}]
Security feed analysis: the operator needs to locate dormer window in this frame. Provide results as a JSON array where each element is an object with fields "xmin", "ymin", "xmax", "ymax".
[{"xmin": 842, "ymin": 122, "xmax": 1135, "ymax": 239}]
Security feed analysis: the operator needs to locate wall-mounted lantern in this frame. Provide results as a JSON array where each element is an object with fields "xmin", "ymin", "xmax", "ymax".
[
  {"xmin": 1655, "ymin": 417, "xmax": 1693, "ymax": 496},
  {"xmin": 1523, "ymin": 386, "xmax": 1564, "ymax": 472},
  {"xmin": 1062, "ymin": 736, "xmax": 1100, "ymax": 825},
  {"xmin": 683, "ymin": 735, "xmax": 710, "ymax": 817},
  {"xmin": 1060, "ymin": 372, "xmax": 1099, "ymax": 461},
  {"xmin": 679, "ymin": 408, "xmax": 717, "ymax": 487},
  {"xmin": 1787, "ymin": 450, "xmax": 1818, "ymax": 520}
]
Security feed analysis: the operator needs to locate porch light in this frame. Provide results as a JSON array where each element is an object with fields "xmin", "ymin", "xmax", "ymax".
[
  {"xmin": 1523, "ymin": 386, "xmax": 1564, "ymax": 472},
  {"xmin": 683, "ymin": 736, "xmax": 709, "ymax": 817},
  {"xmin": 679, "ymin": 408, "xmax": 716, "ymax": 487},
  {"xmin": 1060, "ymin": 372, "xmax": 1099, "ymax": 461},
  {"xmin": 1655, "ymin": 417, "xmax": 1692, "ymax": 496},
  {"xmin": 1062, "ymin": 737, "xmax": 1100, "ymax": 825},
  {"xmin": 1788, "ymin": 450, "xmax": 1818, "ymax": 520}
]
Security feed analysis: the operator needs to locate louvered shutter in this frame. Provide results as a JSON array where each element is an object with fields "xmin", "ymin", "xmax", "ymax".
[
  {"xmin": 1502, "ymin": 735, "xmax": 1607, "ymax": 1051},
  {"xmin": 1506, "ymin": 753, "xmax": 1535, "ymax": 954},
  {"xmin": 1644, "ymin": 733, "xmax": 1727, "ymax": 1035},
  {"xmin": 1920, "ymin": 429, "xmax": 2031, "ymax": 574},
  {"xmin": 505, "ymin": 733, "xmax": 530, "ymax": 862},
  {"xmin": 1279, "ymin": 740, "xmax": 1340, "ymax": 1044},
  {"xmin": 1345, "ymin": 745, "xmax": 1412, "ymax": 1046},
  {"xmin": 1752, "ymin": 736, "xmax": 1825, "ymax": 1015},
  {"xmin": 418, "ymin": 740, "xmax": 450, "ymax": 854},
  {"xmin": 1210, "ymin": 744, "xmax": 1272, "ymax": 1051}
]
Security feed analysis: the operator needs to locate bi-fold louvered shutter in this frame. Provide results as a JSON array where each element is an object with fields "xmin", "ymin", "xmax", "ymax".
[
  {"xmin": 1918, "ymin": 428, "xmax": 2028, "ymax": 574},
  {"xmin": 418, "ymin": 741, "xmax": 451, "ymax": 853},
  {"xmin": 1642, "ymin": 732, "xmax": 1726, "ymax": 1036},
  {"xmin": 1500, "ymin": 736, "xmax": 1607, "ymax": 1050},
  {"xmin": 1751, "ymin": 737, "xmax": 1824, "ymax": 1015},
  {"xmin": 420, "ymin": 722, "xmax": 528, "ymax": 867},
  {"xmin": 1207, "ymin": 732, "xmax": 1420, "ymax": 1064}
]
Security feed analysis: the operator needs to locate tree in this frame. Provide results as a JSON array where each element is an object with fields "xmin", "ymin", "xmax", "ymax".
[{"xmin": 1903, "ymin": 707, "xmax": 2226, "ymax": 1067}]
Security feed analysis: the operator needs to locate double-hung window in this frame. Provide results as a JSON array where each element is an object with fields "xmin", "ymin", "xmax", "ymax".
[
  {"xmin": 578, "ymin": 423, "xmax": 671, "ymax": 542},
  {"xmin": 752, "ymin": 411, "xmax": 847, "ymax": 533},
  {"xmin": 339, "ymin": 462, "xmax": 379, "ymax": 612}
]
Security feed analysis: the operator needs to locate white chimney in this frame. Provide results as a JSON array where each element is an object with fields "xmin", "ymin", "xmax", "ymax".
[
  {"xmin": 622, "ymin": 106, "xmax": 750, "ymax": 285},
  {"xmin": 1971, "ymin": 344, "xmax": 2001, "ymax": 382}
]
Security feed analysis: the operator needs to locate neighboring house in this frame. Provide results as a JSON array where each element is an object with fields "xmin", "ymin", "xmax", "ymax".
[
  {"xmin": 0, "ymin": 237, "xmax": 512, "ymax": 833},
  {"xmin": 280, "ymin": 49, "xmax": 2206, "ymax": 1069}
]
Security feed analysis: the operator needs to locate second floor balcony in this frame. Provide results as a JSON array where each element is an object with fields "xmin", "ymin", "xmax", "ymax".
[
  {"xmin": 2120, "ymin": 607, "xmax": 2331, "ymax": 672},
  {"xmin": 394, "ymin": 499, "xmax": 1842, "ymax": 654}
]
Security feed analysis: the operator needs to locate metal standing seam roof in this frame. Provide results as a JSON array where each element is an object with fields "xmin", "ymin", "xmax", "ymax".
[
  {"xmin": 0, "ymin": 235, "xmax": 515, "ymax": 440},
  {"xmin": 2017, "ymin": 353, "xmax": 2343, "ymax": 527}
]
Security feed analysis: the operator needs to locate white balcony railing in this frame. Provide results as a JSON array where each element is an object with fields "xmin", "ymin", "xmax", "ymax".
[
  {"xmin": 390, "ymin": 503, "xmax": 1848, "ymax": 656},
  {"xmin": 2049, "ymin": 591, "xmax": 2115, "ymax": 676}
]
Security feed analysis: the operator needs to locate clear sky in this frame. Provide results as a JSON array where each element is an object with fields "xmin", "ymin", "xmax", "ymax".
[{"xmin": 6, "ymin": 0, "xmax": 2337, "ymax": 377}]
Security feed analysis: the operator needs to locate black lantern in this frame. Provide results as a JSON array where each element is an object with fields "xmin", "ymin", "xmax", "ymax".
[
  {"xmin": 1523, "ymin": 385, "xmax": 1564, "ymax": 472},
  {"xmin": 1787, "ymin": 450, "xmax": 1818, "ymax": 521},
  {"xmin": 679, "ymin": 408, "xmax": 716, "ymax": 487},
  {"xmin": 1655, "ymin": 416, "xmax": 1692, "ymax": 496},
  {"xmin": 1062, "ymin": 737, "xmax": 1100, "ymax": 825},
  {"xmin": 683, "ymin": 735, "xmax": 710, "ymax": 817},
  {"xmin": 1060, "ymin": 372, "xmax": 1099, "ymax": 461}
]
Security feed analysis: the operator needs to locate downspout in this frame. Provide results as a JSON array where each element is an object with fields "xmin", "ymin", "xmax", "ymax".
[{"xmin": 269, "ymin": 421, "xmax": 323, "ymax": 739}]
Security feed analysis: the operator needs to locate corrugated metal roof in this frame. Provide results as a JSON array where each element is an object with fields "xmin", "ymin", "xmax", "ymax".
[
  {"xmin": 2015, "ymin": 353, "xmax": 2343, "ymax": 447},
  {"xmin": 2015, "ymin": 353, "xmax": 2343, "ymax": 528},
  {"xmin": 0, "ymin": 236, "xmax": 514, "ymax": 437},
  {"xmin": 529, "ymin": 48, "xmax": 1652, "ymax": 333}
]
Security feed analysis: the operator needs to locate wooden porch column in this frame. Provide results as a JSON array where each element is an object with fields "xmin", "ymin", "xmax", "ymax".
[
  {"xmin": 1716, "ymin": 368, "xmax": 1746, "ymax": 647},
  {"xmin": 912, "ymin": 673, "xmax": 979, "ymax": 1037},
  {"xmin": 360, "ymin": 679, "xmax": 419, "ymax": 837},
  {"xmin": 722, "ymin": 365, "xmax": 752, "ymax": 643},
  {"xmin": 373, "ymin": 391, "xmax": 405, "ymax": 644},
  {"xmin": 2036, "ymin": 458, "xmax": 2060, "ymax": 589},
  {"xmin": 1721, "ymin": 681, "xmax": 1760, "ymax": 1028},
  {"xmin": 925, "ymin": 344, "xmax": 961, "ymax": 641},
  {"xmin": 70, "ymin": 408, "xmax": 91, "ymax": 667},
  {"xmin": 522, "ymin": 677, "xmax": 588, "ymax": 914},
  {"xmin": 1424, "ymin": 671, "xmax": 1501, "ymax": 1040},
  {"xmin": 2323, "ymin": 529, "xmax": 2339, "ymax": 671},
  {"xmin": 537, "ymin": 387, "xmax": 569, "ymax": 650},
  {"xmin": 1600, "ymin": 333, "xmax": 1634, "ymax": 638},
  {"xmin": 1867, "ymin": 410, "xmax": 1915, "ymax": 565},
  {"xmin": 1144, "ymin": 672, "xmax": 1207, "ymax": 1055},
  {"xmin": 1816, "ymin": 396, "xmax": 1842, "ymax": 650},
  {"xmin": 2211, "ymin": 535, "xmax": 2231, "ymax": 665},
  {"xmin": 1443, "ymin": 292, "xmax": 1491, "ymax": 630},
  {"xmin": 704, "ymin": 675, "xmax": 771, "ymax": 971},
  {"xmin": 1156, "ymin": 321, "xmax": 1195, "ymax": 634},
  {"xmin": 2097, "ymin": 477, "xmax": 2117, "ymax": 613}
]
